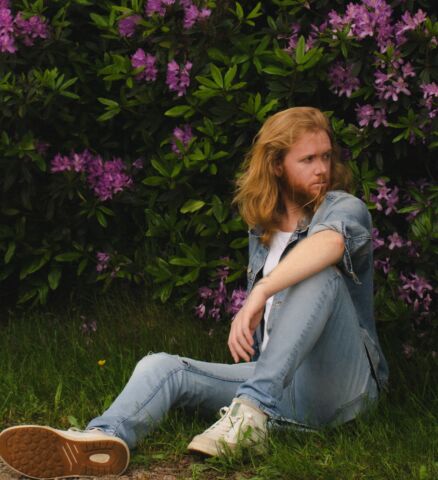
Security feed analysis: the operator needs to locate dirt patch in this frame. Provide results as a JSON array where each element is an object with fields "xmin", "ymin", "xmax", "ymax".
[{"xmin": 0, "ymin": 456, "xmax": 253, "ymax": 480}]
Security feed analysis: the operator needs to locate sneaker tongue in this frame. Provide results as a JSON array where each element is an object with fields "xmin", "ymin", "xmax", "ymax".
[{"xmin": 230, "ymin": 402, "xmax": 241, "ymax": 416}]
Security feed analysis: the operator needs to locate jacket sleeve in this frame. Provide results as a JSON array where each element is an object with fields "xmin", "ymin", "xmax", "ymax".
[{"xmin": 307, "ymin": 194, "xmax": 372, "ymax": 284}]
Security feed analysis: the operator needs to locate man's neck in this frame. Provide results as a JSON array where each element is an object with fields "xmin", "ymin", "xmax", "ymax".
[{"xmin": 278, "ymin": 198, "xmax": 306, "ymax": 232}]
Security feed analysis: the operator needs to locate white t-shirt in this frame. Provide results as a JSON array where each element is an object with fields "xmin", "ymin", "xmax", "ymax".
[{"xmin": 260, "ymin": 230, "xmax": 292, "ymax": 352}]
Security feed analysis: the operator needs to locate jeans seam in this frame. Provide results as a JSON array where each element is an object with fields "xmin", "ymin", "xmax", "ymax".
[
  {"xmin": 112, "ymin": 360, "xmax": 249, "ymax": 435},
  {"xmin": 269, "ymin": 270, "xmax": 340, "ymax": 413},
  {"xmin": 113, "ymin": 365, "xmax": 184, "ymax": 435}
]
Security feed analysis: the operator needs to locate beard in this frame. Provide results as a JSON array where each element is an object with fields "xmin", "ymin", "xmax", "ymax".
[{"xmin": 278, "ymin": 174, "xmax": 328, "ymax": 211}]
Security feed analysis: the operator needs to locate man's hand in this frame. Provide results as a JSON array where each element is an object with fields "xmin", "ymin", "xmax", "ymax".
[{"xmin": 228, "ymin": 282, "xmax": 269, "ymax": 363}]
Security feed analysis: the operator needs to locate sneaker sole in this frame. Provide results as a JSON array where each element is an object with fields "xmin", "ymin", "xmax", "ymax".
[
  {"xmin": 0, "ymin": 425, "xmax": 129, "ymax": 479},
  {"xmin": 187, "ymin": 436, "xmax": 222, "ymax": 457},
  {"xmin": 187, "ymin": 435, "xmax": 267, "ymax": 457}
]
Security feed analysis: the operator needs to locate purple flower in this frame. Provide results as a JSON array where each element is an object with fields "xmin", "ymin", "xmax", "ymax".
[
  {"xmin": 402, "ymin": 342, "xmax": 415, "ymax": 359},
  {"xmin": 80, "ymin": 316, "xmax": 97, "ymax": 335},
  {"xmin": 36, "ymin": 141, "xmax": 49, "ymax": 155},
  {"xmin": 213, "ymin": 279, "xmax": 227, "ymax": 307},
  {"xmin": 420, "ymin": 82, "xmax": 438, "ymax": 119},
  {"xmin": 131, "ymin": 48, "xmax": 158, "ymax": 82},
  {"xmin": 14, "ymin": 12, "xmax": 49, "ymax": 47},
  {"xmin": 51, "ymin": 153, "xmax": 71, "ymax": 173},
  {"xmin": 399, "ymin": 273, "xmax": 432, "ymax": 299},
  {"xmin": 182, "ymin": 1, "xmax": 211, "ymax": 29},
  {"xmin": 51, "ymin": 150, "xmax": 133, "ymax": 201},
  {"xmin": 195, "ymin": 303, "xmax": 206, "ymax": 319},
  {"xmin": 395, "ymin": 9, "xmax": 427, "ymax": 45},
  {"xmin": 371, "ymin": 227, "xmax": 385, "ymax": 250},
  {"xmin": 374, "ymin": 64, "xmax": 412, "ymax": 102},
  {"xmin": 132, "ymin": 158, "xmax": 144, "ymax": 169},
  {"xmin": 405, "ymin": 240, "xmax": 419, "ymax": 258},
  {"xmin": 70, "ymin": 152, "xmax": 88, "ymax": 173},
  {"xmin": 328, "ymin": 62, "xmax": 360, "ymax": 98},
  {"xmin": 227, "ymin": 288, "xmax": 247, "ymax": 315},
  {"xmin": 208, "ymin": 307, "xmax": 221, "ymax": 321},
  {"xmin": 0, "ymin": 6, "xmax": 17, "ymax": 53},
  {"xmin": 171, "ymin": 124, "xmax": 193, "ymax": 154},
  {"xmin": 387, "ymin": 232, "xmax": 404, "ymax": 250},
  {"xmin": 87, "ymin": 156, "xmax": 133, "ymax": 201},
  {"xmin": 355, "ymin": 104, "xmax": 388, "ymax": 128},
  {"xmin": 118, "ymin": 14, "xmax": 141, "ymax": 38},
  {"xmin": 374, "ymin": 257, "xmax": 390, "ymax": 275},
  {"xmin": 370, "ymin": 178, "xmax": 399, "ymax": 215},
  {"xmin": 356, "ymin": 104, "xmax": 374, "ymax": 127},
  {"xmin": 166, "ymin": 60, "xmax": 192, "ymax": 96},
  {"xmin": 198, "ymin": 286, "xmax": 213, "ymax": 299},
  {"xmin": 145, "ymin": 0, "xmax": 172, "ymax": 16},
  {"xmin": 328, "ymin": 0, "xmax": 393, "ymax": 52},
  {"xmin": 96, "ymin": 252, "xmax": 110, "ymax": 272}
]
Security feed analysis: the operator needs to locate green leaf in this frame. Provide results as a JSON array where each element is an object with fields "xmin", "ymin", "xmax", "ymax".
[
  {"xmin": 164, "ymin": 105, "xmax": 194, "ymax": 117},
  {"xmin": 210, "ymin": 64, "xmax": 224, "ymax": 88},
  {"xmin": 90, "ymin": 12, "xmax": 107, "ymax": 27},
  {"xmin": 262, "ymin": 66, "xmax": 289, "ymax": 76},
  {"xmin": 48, "ymin": 268, "xmax": 62, "ymax": 290},
  {"xmin": 55, "ymin": 252, "xmax": 82, "ymax": 262},
  {"xmin": 96, "ymin": 210, "xmax": 108, "ymax": 227},
  {"xmin": 98, "ymin": 97, "xmax": 119, "ymax": 107},
  {"xmin": 169, "ymin": 257, "xmax": 200, "ymax": 267},
  {"xmin": 4, "ymin": 241, "xmax": 15, "ymax": 264},
  {"xmin": 142, "ymin": 176, "xmax": 166, "ymax": 186},
  {"xmin": 77, "ymin": 258, "xmax": 88, "ymax": 276},
  {"xmin": 180, "ymin": 200, "xmax": 206, "ymax": 214},
  {"xmin": 151, "ymin": 158, "xmax": 170, "ymax": 177},
  {"xmin": 230, "ymin": 237, "xmax": 249, "ymax": 248},
  {"xmin": 295, "ymin": 36, "xmax": 306, "ymax": 64},
  {"xmin": 235, "ymin": 2, "xmax": 244, "ymax": 20},
  {"xmin": 97, "ymin": 109, "xmax": 120, "ymax": 122},
  {"xmin": 20, "ymin": 255, "xmax": 50, "ymax": 280},
  {"xmin": 224, "ymin": 65, "xmax": 237, "ymax": 90},
  {"xmin": 159, "ymin": 282, "xmax": 173, "ymax": 302}
]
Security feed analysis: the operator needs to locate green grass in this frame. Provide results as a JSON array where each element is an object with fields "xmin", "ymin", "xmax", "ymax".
[{"xmin": 0, "ymin": 289, "xmax": 437, "ymax": 479}]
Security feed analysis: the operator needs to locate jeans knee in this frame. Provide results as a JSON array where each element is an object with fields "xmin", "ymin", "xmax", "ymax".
[{"xmin": 134, "ymin": 352, "xmax": 180, "ymax": 375}]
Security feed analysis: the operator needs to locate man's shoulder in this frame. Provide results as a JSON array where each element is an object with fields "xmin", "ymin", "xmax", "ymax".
[{"xmin": 320, "ymin": 190, "xmax": 369, "ymax": 214}]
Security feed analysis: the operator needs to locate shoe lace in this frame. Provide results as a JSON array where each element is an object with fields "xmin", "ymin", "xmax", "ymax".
[{"xmin": 204, "ymin": 406, "xmax": 251, "ymax": 437}]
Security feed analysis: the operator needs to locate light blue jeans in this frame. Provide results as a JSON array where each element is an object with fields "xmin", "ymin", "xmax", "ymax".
[{"xmin": 87, "ymin": 267, "xmax": 378, "ymax": 449}]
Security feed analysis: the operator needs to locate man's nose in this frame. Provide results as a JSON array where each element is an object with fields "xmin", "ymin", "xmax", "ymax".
[{"xmin": 314, "ymin": 157, "xmax": 328, "ymax": 174}]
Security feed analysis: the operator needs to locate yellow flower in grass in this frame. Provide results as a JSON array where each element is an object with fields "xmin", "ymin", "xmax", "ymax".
[{"xmin": 97, "ymin": 359, "xmax": 106, "ymax": 367}]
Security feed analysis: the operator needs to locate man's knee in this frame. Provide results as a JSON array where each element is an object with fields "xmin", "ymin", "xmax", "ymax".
[{"xmin": 134, "ymin": 352, "xmax": 180, "ymax": 375}]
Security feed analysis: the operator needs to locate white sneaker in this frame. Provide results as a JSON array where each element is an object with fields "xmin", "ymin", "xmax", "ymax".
[
  {"xmin": 187, "ymin": 397, "xmax": 268, "ymax": 456},
  {"xmin": 0, "ymin": 425, "xmax": 130, "ymax": 479}
]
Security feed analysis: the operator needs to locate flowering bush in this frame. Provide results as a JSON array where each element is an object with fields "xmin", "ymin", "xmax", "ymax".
[{"xmin": 0, "ymin": 1, "xmax": 436, "ymax": 353}]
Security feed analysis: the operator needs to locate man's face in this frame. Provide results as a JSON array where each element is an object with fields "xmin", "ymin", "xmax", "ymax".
[{"xmin": 275, "ymin": 130, "xmax": 332, "ymax": 205}]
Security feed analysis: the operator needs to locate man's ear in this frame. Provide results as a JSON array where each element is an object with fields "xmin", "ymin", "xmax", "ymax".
[{"xmin": 273, "ymin": 162, "xmax": 283, "ymax": 177}]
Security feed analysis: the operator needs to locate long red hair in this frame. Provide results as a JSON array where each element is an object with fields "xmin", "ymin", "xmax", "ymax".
[{"xmin": 233, "ymin": 107, "xmax": 352, "ymax": 245}]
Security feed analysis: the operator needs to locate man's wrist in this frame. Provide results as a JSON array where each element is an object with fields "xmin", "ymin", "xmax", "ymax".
[{"xmin": 253, "ymin": 278, "xmax": 271, "ymax": 301}]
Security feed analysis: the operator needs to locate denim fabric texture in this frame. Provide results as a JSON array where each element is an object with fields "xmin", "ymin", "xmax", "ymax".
[{"xmin": 87, "ymin": 190, "xmax": 387, "ymax": 449}]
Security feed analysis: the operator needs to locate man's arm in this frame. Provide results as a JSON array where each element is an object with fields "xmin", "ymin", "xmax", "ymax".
[
  {"xmin": 228, "ymin": 230, "xmax": 345, "ymax": 363},
  {"xmin": 256, "ymin": 229, "xmax": 344, "ymax": 298}
]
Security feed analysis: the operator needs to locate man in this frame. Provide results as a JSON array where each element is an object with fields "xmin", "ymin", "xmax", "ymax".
[{"xmin": 0, "ymin": 107, "xmax": 388, "ymax": 479}]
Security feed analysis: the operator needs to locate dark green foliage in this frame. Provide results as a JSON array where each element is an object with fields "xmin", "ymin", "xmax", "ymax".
[{"xmin": 0, "ymin": 1, "xmax": 436, "ymax": 350}]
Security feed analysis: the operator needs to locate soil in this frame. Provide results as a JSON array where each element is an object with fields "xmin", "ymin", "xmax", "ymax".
[{"xmin": 0, "ymin": 456, "xmax": 253, "ymax": 480}]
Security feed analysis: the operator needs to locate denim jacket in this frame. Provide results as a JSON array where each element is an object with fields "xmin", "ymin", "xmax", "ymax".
[{"xmin": 247, "ymin": 190, "xmax": 389, "ymax": 390}]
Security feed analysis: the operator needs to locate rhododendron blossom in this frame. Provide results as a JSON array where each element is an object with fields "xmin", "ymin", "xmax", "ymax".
[
  {"xmin": 131, "ymin": 48, "xmax": 158, "ymax": 82},
  {"xmin": 171, "ymin": 124, "xmax": 193, "ymax": 154},
  {"xmin": 51, "ymin": 151, "xmax": 133, "ymax": 201},
  {"xmin": 118, "ymin": 14, "xmax": 141, "ymax": 37}
]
